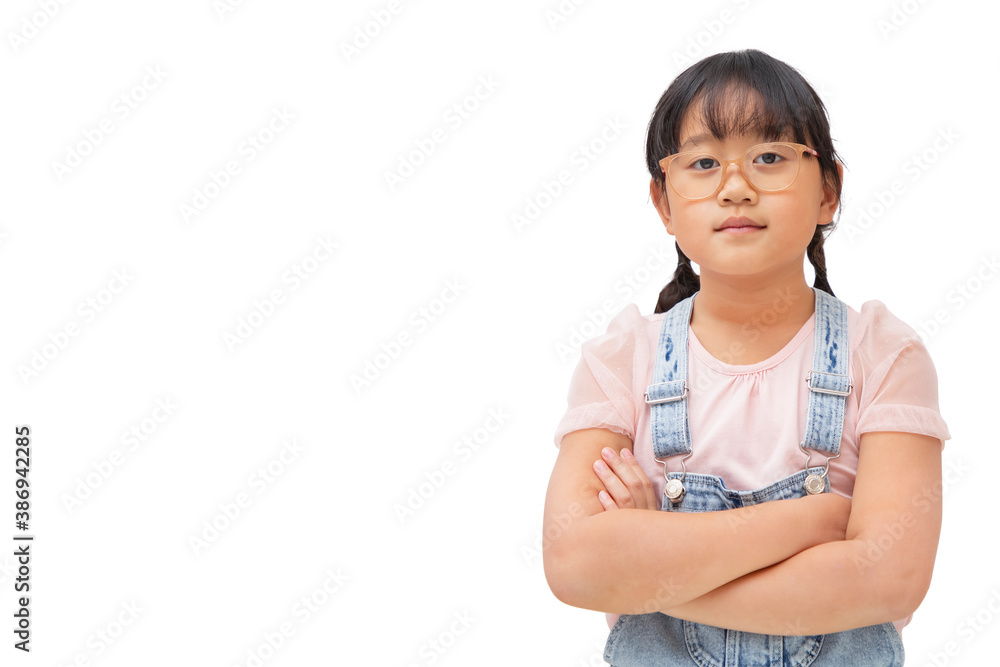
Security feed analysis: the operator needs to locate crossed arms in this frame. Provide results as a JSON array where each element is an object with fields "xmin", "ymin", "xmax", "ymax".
[{"xmin": 542, "ymin": 427, "xmax": 943, "ymax": 635}]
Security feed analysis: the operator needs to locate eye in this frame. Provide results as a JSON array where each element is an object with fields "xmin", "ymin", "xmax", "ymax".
[
  {"xmin": 753, "ymin": 152, "xmax": 785, "ymax": 166},
  {"xmin": 749, "ymin": 143, "xmax": 797, "ymax": 166},
  {"xmin": 685, "ymin": 155, "xmax": 719, "ymax": 171}
]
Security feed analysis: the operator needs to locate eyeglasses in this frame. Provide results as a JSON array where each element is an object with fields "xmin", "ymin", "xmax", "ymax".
[{"xmin": 659, "ymin": 142, "xmax": 820, "ymax": 200}]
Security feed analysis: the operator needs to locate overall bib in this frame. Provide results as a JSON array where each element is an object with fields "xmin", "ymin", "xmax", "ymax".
[{"xmin": 603, "ymin": 288, "xmax": 904, "ymax": 667}]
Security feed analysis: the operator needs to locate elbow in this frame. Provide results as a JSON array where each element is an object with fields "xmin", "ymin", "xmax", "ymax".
[
  {"xmin": 889, "ymin": 544, "xmax": 936, "ymax": 619},
  {"xmin": 543, "ymin": 530, "xmax": 589, "ymax": 608},
  {"xmin": 889, "ymin": 566, "xmax": 933, "ymax": 619},
  {"xmin": 543, "ymin": 515, "xmax": 616, "ymax": 610},
  {"xmin": 865, "ymin": 555, "xmax": 934, "ymax": 621},
  {"xmin": 851, "ymin": 532, "xmax": 937, "ymax": 621}
]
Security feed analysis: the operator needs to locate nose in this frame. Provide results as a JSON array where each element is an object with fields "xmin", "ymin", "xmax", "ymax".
[{"xmin": 716, "ymin": 161, "xmax": 757, "ymax": 204}]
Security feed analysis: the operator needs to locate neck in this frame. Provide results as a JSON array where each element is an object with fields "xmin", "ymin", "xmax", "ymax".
[{"xmin": 690, "ymin": 270, "xmax": 817, "ymax": 332}]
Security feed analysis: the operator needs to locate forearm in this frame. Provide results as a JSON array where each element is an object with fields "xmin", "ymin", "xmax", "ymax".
[
  {"xmin": 547, "ymin": 498, "xmax": 828, "ymax": 614},
  {"xmin": 661, "ymin": 538, "xmax": 902, "ymax": 634},
  {"xmin": 660, "ymin": 433, "xmax": 945, "ymax": 635}
]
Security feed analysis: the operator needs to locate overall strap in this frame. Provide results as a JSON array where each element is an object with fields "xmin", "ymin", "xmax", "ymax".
[
  {"xmin": 646, "ymin": 293, "xmax": 696, "ymax": 460},
  {"xmin": 801, "ymin": 287, "xmax": 852, "ymax": 456},
  {"xmin": 646, "ymin": 288, "xmax": 852, "ymax": 463}
]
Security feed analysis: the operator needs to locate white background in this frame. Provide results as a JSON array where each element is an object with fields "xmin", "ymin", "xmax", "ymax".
[{"xmin": 1, "ymin": 0, "xmax": 997, "ymax": 665}]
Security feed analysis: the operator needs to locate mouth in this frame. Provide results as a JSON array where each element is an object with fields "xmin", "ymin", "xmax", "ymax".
[{"xmin": 717, "ymin": 216, "xmax": 765, "ymax": 232}]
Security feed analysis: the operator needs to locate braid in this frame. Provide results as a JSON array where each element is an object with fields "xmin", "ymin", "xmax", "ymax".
[
  {"xmin": 654, "ymin": 243, "xmax": 701, "ymax": 314},
  {"xmin": 807, "ymin": 225, "xmax": 835, "ymax": 297}
]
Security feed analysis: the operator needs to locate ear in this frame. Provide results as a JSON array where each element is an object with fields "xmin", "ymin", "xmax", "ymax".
[
  {"xmin": 818, "ymin": 160, "xmax": 844, "ymax": 226},
  {"xmin": 650, "ymin": 178, "xmax": 674, "ymax": 236}
]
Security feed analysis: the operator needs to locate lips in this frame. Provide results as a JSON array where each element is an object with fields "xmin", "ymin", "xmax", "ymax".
[{"xmin": 717, "ymin": 216, "xmax": 765, "ymax": 231}]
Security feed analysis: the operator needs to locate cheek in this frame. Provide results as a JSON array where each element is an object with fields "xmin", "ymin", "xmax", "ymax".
[{"xmin": 776, "ymin": 195, "xmax": 820, "ymax": 222}]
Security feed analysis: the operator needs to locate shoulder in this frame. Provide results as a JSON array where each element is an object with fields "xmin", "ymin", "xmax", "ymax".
[
  {"xmin": 570, "ymin": 303, "xmax": 663, "ymax": 394},
  {"xmin": 578, "ymin": 303, "xmax": 659, "ymax": 359},
  {"xmin": 847, "ymin": 297, "xmax": 941, "ymax": 384},
  {"xmin": 848, "ymin": 298, "xmax": 925, "ymax": 355},
  {"xmin": 845, "ymin": 297, "xmax": 951, "ymax": 442}
]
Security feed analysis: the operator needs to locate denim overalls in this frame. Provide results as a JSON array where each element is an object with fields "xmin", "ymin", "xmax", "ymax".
[{"xmin": 603, "ymin": 288, "xmax": 905, "ymax": 667}]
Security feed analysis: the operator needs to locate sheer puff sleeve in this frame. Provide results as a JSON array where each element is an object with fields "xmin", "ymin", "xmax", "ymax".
[
  {"xmin": 553, "ymin": 305, "xmax": 647, "ymax": 448},
  {"xmin": 854, "ymin": 300, "xmax": 952, "ymax": 447}
]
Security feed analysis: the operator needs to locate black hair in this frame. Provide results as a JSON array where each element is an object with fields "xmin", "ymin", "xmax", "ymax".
[{"xmin": 647, "ymin": 49, "xmax": 845, "ymax": 314}]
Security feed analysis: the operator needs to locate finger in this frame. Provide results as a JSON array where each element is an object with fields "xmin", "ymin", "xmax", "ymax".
[
  {"xmin": 619, "ymin": 448, "xmax": 653, "ymax": 507},
  {"xmin": 601, "ymin": 447, "xmax": 650, "ymax": 507},
  {"xmin": 592, "ymin": 459, "xmax": 635, "ymax": 509},
  {"xmin": 619, "ymin": 448, "xmax": 657, "ymax": 509},
  {"xmin": 598, "ymin": 490, "xmax": 618, "ymax": 512}
]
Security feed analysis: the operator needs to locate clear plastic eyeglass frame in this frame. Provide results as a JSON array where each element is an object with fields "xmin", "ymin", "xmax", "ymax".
[{"xmin": 658, "ymin": 142, "xmax": 820, "ymax": 201}]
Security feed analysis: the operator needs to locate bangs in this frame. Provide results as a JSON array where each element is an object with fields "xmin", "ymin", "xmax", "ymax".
[
  {"xmin": 684, "ymin": 83, "xmax": 798, "ymax": 148},
  {"xmin": 646, "ymin": 50, "xmax": 842, "ymax": 207}
]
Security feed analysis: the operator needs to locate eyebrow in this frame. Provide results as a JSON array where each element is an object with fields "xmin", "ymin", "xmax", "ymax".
[
  {"xmin": 678, "ymin": 131, "xmax": 795, "ymax": 153},
  {"xmin": 678, "ymin": 133, "xmax": 713, "ymax": 151}
]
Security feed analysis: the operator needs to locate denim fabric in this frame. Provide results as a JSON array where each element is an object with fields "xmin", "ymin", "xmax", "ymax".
[{"xmin": 605, "ymin": 288, "xmax": 904, "ymax": 667}]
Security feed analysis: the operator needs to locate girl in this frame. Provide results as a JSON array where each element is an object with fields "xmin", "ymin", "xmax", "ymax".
[{"xmin": 543, "ymin": 49, "xmax": 951, "ymax": 666}]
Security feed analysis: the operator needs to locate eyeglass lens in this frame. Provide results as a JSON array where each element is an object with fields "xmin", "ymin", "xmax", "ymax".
[{"xmin": 667, "ymin": 143, "xmax": 802, "ymax": 199}]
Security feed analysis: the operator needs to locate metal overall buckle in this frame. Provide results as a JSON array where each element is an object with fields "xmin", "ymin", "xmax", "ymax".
[
  {"xmin": 648, "ymin": 381, "xmax": 689, "ymax": 503},
  {"xmin": 656, "ymin": 453, "xmax": 691, "ymax": 504},
  {"xmin": 798, "ymin": 443, "xmax": 841, "ymax": 495},
  {"xmin": 800, "ymin": 370, "xmax": 851, "ymax": 493}
]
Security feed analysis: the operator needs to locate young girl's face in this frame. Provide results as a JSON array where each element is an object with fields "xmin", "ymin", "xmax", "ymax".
[{"xmin": 652, "ymin": 103, "xmax": 839, "ymax": 284}]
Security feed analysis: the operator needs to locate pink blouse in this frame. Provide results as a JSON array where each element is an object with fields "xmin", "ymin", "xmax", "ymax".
[{"xmin": 553, "ymin": 298, "xmax": 952, "ymax": 636}]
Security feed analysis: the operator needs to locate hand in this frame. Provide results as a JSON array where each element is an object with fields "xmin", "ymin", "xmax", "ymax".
[{"xmin": 592, "ymin": 447, "xmax": 658, "ymax": 511}]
